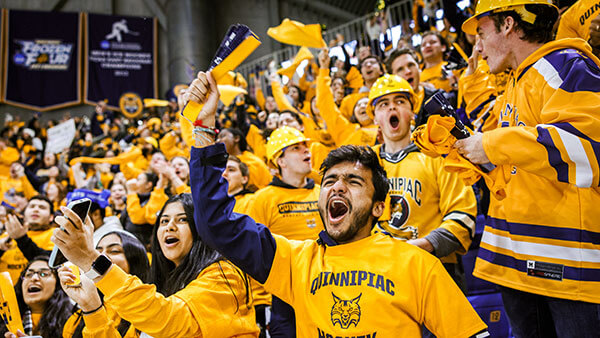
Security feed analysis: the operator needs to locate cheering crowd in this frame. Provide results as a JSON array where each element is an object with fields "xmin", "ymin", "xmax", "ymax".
[{"xmin": 1, "ymin": 0, "xmax": 600, "ymax": 337}]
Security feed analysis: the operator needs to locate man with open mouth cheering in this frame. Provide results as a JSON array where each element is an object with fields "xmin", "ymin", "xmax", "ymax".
[{"xmin": 187, "ymin": 70, "xmax": 488, "ymax": 337}]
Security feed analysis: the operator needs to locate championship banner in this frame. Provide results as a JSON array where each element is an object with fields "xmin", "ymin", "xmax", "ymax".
[
  {"xmin": 85, "ymin": 13, "xmax": 157, "ymax": 110},
  {"xmin": 1, "ymin": 9, "xmax": 81, "ymax": 111}
]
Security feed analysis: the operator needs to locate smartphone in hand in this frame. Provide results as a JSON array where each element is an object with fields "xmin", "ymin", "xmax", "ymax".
[{"xmin": 49, "ymin": 198, "xmax": 92, "ymax": 268}]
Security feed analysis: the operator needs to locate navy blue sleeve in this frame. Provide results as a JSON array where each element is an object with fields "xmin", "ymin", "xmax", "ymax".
[
  {"xmin": 16, "ymin": 235, "xmax": 51, "ymax": 261},
  {"xmin": 24, "ymin": 165, "xmax": 43, "ymax": 192},
  {"xmin": 190, "ymin": 144, "xmax": 276, "ymax": 284}
]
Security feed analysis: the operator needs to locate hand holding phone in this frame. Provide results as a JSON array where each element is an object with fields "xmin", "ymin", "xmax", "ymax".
[
  {"xmin": 49, "ymin": 198, "xmax": 91, "ymax": 268},
  {"xmin": 65, "ymin": 198, "xmax": 93, "ymax": 230},
  {"xmin": 50, "ymin": 201, "xmax": 100, "ymax": 273}
]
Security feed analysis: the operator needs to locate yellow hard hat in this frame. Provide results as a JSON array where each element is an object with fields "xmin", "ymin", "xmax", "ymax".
[
  {"xmin": 462, "ymin": 0, "xmax": 558, "ymax": 35},
  {"xmin": 266, "ymin": 126, "xmax": 310, "ymax": 167},
  {"xmin": 366, "ymin": 74, "xmax": 415, "ymax": 117}
]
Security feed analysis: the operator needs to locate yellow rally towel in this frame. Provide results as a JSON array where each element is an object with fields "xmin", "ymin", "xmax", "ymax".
[
  {"xmin": 144, "ymin": 98, "xmax": 170, "ymax": 107},
  {"xmin": 277, "ymin": 46, "xmax": 314, "ymax": 79},
  {"xmin": 0, "ymin": 272, "xmax": 24, "ymax": 334},
  {"xmin": 217, "ymin": 71, "xmax": 248, "ymax": 89},
  {"xmin": 267, "ymin": 18, "xmax": 326, "ymax": 48},
  {"xmin": 411, "ymin": 115, "xmax": 509, "ymax": 200},
  {"xmin": 218, "ymin": 85, "xmax": 247, "ymax": 106},
  {"xmin": 70, "ymin": 147, "xmax": 142, "ymax": 166},
  {"xmin": 346, "ymin": 66, "xmax": 364, "ymax": 90},
  {"xmin": 444, "ymin": 151, "xmax": 509, "ymax": 200},
  {"xmin": 411, "ymin": 115, "xmax": 457, "ymax": 157}
]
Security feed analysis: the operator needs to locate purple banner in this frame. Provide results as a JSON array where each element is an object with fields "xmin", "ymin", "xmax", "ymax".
[
  {"xmin": 85, "ymin": 13, "xmax": 157, "ymax": 109},
  {"xmin": 2, "ymin": 9, "xmax": 81, "ymax": 111}
]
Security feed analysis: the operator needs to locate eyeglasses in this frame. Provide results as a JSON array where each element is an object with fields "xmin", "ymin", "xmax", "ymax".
[{"xmin": 23, "ymin": 268, "xmax": 53, "ymax": 279}]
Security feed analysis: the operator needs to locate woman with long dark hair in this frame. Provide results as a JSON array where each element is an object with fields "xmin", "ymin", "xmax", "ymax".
[
  {"xmin": 60, "ymin": 230, "xmax": 150, "ymax": 337},
  {"xmin": 149, "ymin": 194, "xmax": 223, "ymax": 296},
  {"xmin": 2, "ymin": 256, "xmax": 74, "ymax": 337},
  {"xmin": 54, "ymin": 193, "xmax": 258, "ymax": 337}
]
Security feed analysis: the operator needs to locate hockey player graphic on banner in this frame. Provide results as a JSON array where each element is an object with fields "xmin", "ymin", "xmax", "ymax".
[{"xmin": 105, "ymin": 19, "xmax": 139, "ymax": 42}]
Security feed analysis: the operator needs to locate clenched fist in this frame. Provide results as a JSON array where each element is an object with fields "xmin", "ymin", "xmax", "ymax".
[{"xmin": 187, "ymin": 71, "xmax": 220, "ymax": 127}]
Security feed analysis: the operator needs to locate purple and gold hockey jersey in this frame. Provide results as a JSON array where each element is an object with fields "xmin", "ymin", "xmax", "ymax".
[{"xmin": 477, "ymin": 38, "xmax": 600, "ymax": 303}]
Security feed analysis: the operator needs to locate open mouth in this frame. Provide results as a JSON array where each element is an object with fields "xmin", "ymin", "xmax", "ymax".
[
  {"xmin": 27, "ymin": 285, "xmax": 42, "ymax": 294},
  {"xmin": 406, "ymin": 77, "xmax": 414, "ymax": 86},
  {"xmin": 328, "ymin": 198, "xmax": 349, "ymax": 224},
  {"xmin": 164, "ymin": 236, "xmax": 179, "ymax": 246},
  {"xmin": 389, "ymin": 115, "xmax": 400, "ymax": 129}
]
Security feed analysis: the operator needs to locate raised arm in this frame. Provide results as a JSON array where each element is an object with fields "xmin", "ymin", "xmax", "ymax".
[
  {"xmin": 190, "ymin": 145, "xmax": 276, "ymax": 283},
  {"xmin": 253, "ymin": 74, "xmax": 266, "ymax": 110},
  {"xmin": 316, "ymin": 48, "xmax": 358, "ymax": 146},
  {"xmin": 6, "ymin": 214, "xmax": 51, "ymax": 260},
  {"xmin": 186, "ymin": 71, "xmax": 278, "ymax": 284},
  {"xmin": 270, "ymin": 74, "xmax": 298, "ymax": 113}
]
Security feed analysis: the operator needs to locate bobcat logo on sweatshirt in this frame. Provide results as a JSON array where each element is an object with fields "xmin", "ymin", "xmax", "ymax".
[{"xmin": 331, "ymin": 292, "xmax": 362, "ymax": 329}]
